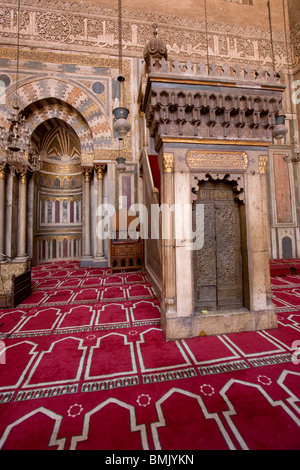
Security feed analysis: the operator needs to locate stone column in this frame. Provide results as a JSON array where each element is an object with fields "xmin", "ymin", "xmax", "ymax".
[
  {"xmin": 291, "ymin": 153, "xmax": 300, "ymax": 256},
  {"xmin": 0, "ymin": 168, "xmax": 6, "ymax": 263},
  {"xmin": 95, "ymin": 165, "xmax": 106, "ymax": 262},
  {"xmin": 258, "ymin": 155, "xmax": 277, "ymax": 315},
  {"xmin": 161, "ymin": 152, "xmax": 176, "ymax": 317},
  {"xmin": 245, "ymin": 153, "xmax": 276, "ymax": 320},
  {"xmin": 81, "ymin": 168, "xmax": 93, "ymax": 262},
  {"xmin": 15, "ymin": 170, "xmax": 28, "ymax": 261},
  {"xmin": 5, "ymin": 168, "xmax": 15, "ymax": 260}
]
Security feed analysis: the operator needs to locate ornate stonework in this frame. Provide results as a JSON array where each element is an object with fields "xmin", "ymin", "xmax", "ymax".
[
  {"xmin": 0, "ymin": 0, "xmax": 290, "ymax": 68},
  {"xmin": 187, "ymin": 151, "xmax": 248, "ymax": 172},
  {"xmin": 259, "ymin": 155, "xmax": 269, "ymax": 174},
  {"xmin": 143, "ymin": 61, "xmax": 284, "ymax": 151},
  {"xmin": 162, "ymin": 153, "xmax": 174, "ymax": 173},
  {"xmin": 0, "ymin": 47, "xmax": 132, "ymax": 161}
]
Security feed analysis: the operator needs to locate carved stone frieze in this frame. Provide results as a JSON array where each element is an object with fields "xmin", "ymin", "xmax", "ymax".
[{"xmin": 0, "ymin": 0, "xmax": 290, "ymax": 68}]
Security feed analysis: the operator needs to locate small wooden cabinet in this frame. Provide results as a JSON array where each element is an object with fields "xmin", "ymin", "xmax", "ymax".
[
  {"xmin": 110, "ymin": 239, "xmax": 144, "ymax": 271},
  {"xmin": 110, "ymin": 209, "xmax": 144, "ymax": 272}
]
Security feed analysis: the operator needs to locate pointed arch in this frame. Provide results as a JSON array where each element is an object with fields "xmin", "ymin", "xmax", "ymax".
[{"xmin": 4, "ymin": 77, "xmax": 113, "ymax": 149}]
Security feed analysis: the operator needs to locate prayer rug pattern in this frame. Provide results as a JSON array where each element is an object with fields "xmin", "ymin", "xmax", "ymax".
[{"xmin": 0, "ymin": 261, "xmax": 300, "ymax": 450}]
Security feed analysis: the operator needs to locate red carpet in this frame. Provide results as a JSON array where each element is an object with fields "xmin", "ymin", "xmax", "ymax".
[{"xmin": 0, "ymin": 260, "xmax": 300, "ymax": 451}]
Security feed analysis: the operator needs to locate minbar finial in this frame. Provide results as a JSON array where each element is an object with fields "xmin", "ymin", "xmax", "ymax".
[{"xmin": 143, "ymin": 23, "xmax": 168, "ymax": 70}]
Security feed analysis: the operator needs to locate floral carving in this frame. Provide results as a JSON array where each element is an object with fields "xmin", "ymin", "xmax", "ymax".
[{"xmin": 37, "ymin": 12, "xmax": 71, "ymax": 42}]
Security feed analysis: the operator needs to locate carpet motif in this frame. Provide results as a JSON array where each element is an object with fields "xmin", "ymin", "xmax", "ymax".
[{"xmin": 0, "ymin": 260, "xmax": 300, "ymax": 450}]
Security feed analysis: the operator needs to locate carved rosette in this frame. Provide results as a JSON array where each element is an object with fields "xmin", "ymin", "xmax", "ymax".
[{"xmin": 36, "ymin": 13, "xmax": 72, "ymax": 43}]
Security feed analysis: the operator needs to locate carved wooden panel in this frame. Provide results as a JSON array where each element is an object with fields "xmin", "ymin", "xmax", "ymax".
[
  {"xmin": 193, "ymin": 180, "xmax": 243, "ymax": 311},
  {"xmin": 110, "ymin": 240, "xmax": 144, "ymax": 272}
]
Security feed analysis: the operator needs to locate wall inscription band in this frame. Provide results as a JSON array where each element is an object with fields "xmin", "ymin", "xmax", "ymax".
[{"xmin": 186, "ymin": 151, "xmax": 248, "ymax": 171}]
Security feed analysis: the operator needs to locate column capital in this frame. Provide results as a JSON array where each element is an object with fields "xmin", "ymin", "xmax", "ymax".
[
  {"xmin": 82, "ymin": 168, "xmax": 92, "ymax": 182},
  {"xmin": 19, "ymin": 170, "xmax": 28, "ymax": 184},
  {"xmin": 95, "ymin": 165, "xmax": 105, "ymax": 180},
  {"xmin": 0, "ymin": 167, "xmax": 7, "ymax": 180},
  {"xmin": 162, "ymin": 153, "xmax": 174, "ymax": 173}
]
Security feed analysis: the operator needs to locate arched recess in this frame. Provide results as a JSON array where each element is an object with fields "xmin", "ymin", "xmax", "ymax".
[
  {"xmin": 25, "ymin": 98, "xmax": 93, "ymax": 154},
  {"xmin": 4, "ymin": 76, "xmax": 113, "ymax": 149},
  {"xmin": 32, "ymin": 116, "xmax": 84, "ymax": 265},
  {"xmin": 2, "ymin": 76, "xmax": 113, "ymax": 265},
  {"xmin": 282, "ymin": 236, "xmax": 293, "ymax": 260}
]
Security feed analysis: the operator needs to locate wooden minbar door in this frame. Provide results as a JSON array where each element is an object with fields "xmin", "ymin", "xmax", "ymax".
[{"xmin": 193, "ymin": 179, "xmax": 244, "ymax": 312}]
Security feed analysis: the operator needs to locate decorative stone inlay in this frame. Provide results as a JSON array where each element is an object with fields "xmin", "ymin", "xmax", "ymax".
[{"xmin": 187, "ymin": 151, "xmax": 248, "ymax": 172}]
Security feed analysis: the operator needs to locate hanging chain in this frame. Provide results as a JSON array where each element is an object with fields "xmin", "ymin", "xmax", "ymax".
[
  {"xmin": 118, "ymin": 0, "xmax": 122, "ymax": 78},
  {"xmin": 267, "ymin": 1, "xmax": 276, "ymax": 70},
  {"xmin": 204, "ymin": 0, "xmax": 210, "ymax": 75},
  {"xmin": 118, "ymin": 0, "xmax": 124, "ymax": 106}
]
